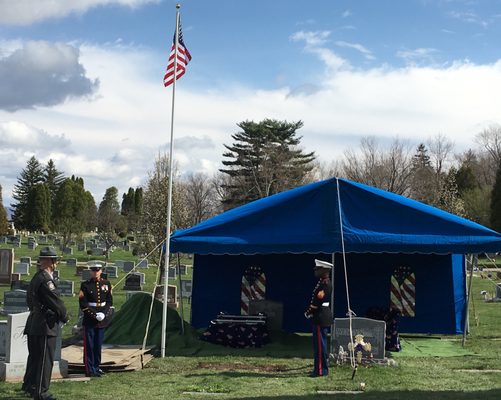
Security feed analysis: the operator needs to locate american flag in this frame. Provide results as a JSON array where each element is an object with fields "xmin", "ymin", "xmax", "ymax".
[
  {"xmin": 163, "ymin": 18, "xmax": 192, "ymax": 87},
  {"xmin": 241, "ymin": 266, "xmax": 266, "ymax": 315},
  {"xmin": 390, "ymin": 265, "xmax": 416, "ymax": 317}
]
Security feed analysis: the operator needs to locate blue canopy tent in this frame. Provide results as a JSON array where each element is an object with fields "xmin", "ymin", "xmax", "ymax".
[{"xmin": 171, "ymin": 178, "xmax": 501, "ymax": 334}]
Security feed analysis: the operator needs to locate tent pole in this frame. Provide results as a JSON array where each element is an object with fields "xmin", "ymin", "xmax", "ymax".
[
  {"xmin": 330, "ymin": 252, "xmax": 335, "ymax": 357},
  {"xmin": 177, "ymin": 253, "xmax": 185, "ymax": 335},
  {"xmin": 462, "ymin": 254, "xmax": 476, "ymax": 347}
]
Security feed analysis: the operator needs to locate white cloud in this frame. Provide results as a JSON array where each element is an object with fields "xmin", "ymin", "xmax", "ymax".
[
  {"xmin": 1, "ymin": 38, "xmax": 501, "ymax": 209},
  {"xmin": 0, "ymin": 121, "xmax": 71, "ymax": 150},
  {"xmin": 291, "ymin": 31, "xmax": 349, "ymax": 71},
  {"xmin": 335, "ymin": 41, "xmax": 375, "ymax": 60},
  {"xmin": 290, "ymin": 31, "xmax": 331, "ymax": 47},
  {"xmin": 396, "ymin": 48, "xmax": 439, "ymax": 64},
  {"xmin": 342, "ymin": 10, "xmax": 352, "ymax": 18},
  {"xmin": 0, "ymin": 41, "xmax": 98, "ymax": 111},
  {"xmin": 448, "ymin": 10, "xmax": 489, "ymax": 28},
  {"xmin": 0, "ymin": 0, "xmax": 160, "ymax": 25}
]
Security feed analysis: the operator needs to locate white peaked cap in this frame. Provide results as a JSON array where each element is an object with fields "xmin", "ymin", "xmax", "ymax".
[{"xmin": 314, "ymin": 259, "xmax": 332, "ymax": 269}]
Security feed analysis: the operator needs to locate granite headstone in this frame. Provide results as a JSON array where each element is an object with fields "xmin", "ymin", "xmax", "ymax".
[
  {"xmin": 104, "ymin": 266, "xmax": 118, "ymax": 278},
  {"xmin": 124, "ymin": 274, "xmax": 142, "ymax": 291},
  {"xmin": 333, "ymin": 317, "xmax": 386, "ymax": 360},
  {"xmin": 0, "ymin": 249, "xmax": 14, "ymax": 285},
  {"xmin": 3, "ymin": 290, "xmax": 28, "ymax": 314},
  {"xmin": 123, "ymin": 261, "xmax": 135, "ymax": 273},
  {"xmin": 57, "ymin": 280, "xmax": 75, "ymax": 297},
  {"xmin": 14, "ymin": 263, "xmax": 29, "ymax": 276}
]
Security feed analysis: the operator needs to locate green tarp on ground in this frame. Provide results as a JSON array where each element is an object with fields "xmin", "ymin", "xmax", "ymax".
[
  {"xmin": 391, "ymin": 338, "xmax": 475, "ymax": 358},
  {"xmin": 104, "ymin": 292, "xmax": 196, "ymax": 346}
]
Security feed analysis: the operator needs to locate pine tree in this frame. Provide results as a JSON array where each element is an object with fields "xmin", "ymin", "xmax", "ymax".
[
  {"xmin": 11, "ymin": 156, "xmax": 44, "ymax": 229},
  {"xmin": 44, "ymin": 159, "xmax": 65, "ymax": 205},
  {"xmin": 134, "ymin": 187, "xmax": 143, "ymax": 215},
  {"xmin": 0, "ymin": 184, "xmax": 9, "ymax": 235},
  {"xmin": 98, "ymin": 187, "xmax": 125, "ymax": 258},
  {"xmin": 490, "ymin": 160, "xmax": 501, "ymax": 231},
  {"xmin": 26, "ymin": 183, "xmax": 51, "ymax": 232},
  {"xmin": 121, "ymin": 188, "xmax": 135, "ymax": 215},
  {"xmin": 52, "ymin": 177, "xmax": 95, "ymax": 246},
  {"xmin": 220, "ymin": 119, "xmax": 316, "ymax": 209},
  {"xmin": 410, "ymin": 144, "xmax": 435, "ymax": 204}
]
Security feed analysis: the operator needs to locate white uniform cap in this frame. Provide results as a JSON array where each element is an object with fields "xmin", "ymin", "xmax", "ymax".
[{"xmin": 314, "ymin": 259, "xmax": 332, "ymax": 269}]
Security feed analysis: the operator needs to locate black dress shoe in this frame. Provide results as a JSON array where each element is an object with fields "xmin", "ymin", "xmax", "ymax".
[{"xmin": 97, "ymin": 368, "xmax": 105, "ymax": 375}]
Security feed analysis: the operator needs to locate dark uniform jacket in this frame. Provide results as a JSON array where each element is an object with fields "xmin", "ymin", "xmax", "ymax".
[
  {"xmin": 305, "ymin": 277, "xmax": 333, "ymax": 327},
  {"xmin": 79, "ymin": 277, "xmax": 113, "ymax": 328},
  {"xmin": 23, "ymin": 280, "xmax": 34, "ymax": 335},
  {"xmin": 27, "ymin": 269, "xmax": 68, "ymax": 336}
]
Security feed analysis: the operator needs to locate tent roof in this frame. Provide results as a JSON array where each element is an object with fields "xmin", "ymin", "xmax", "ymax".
[{"xmin": 170, "ymin": 178, "xmax": 501, "ymax": 255}]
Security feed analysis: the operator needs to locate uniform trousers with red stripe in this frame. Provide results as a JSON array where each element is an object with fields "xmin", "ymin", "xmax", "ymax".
[
  {"xmin": 312, "ymin": 324, "xmax": 329, "ymax": 376},
  {"xmin": 83, "ymin": 326, "xmax": 105, "ymax": 376}
]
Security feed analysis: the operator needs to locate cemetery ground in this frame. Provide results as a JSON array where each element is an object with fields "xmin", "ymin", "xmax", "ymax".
[{"xmin": 1, "ymin": 244, "xmax": 501, "ymax": 399}]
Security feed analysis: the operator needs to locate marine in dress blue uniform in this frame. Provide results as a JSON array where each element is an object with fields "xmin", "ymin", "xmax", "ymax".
[
  {"xmin": 304, "ymin": 259, "xmax": 333, "ymax": 377},
  {"xmin": 26, "ymin": 247, "xmax": 68, "ymax": 400},
  {"xmin": 79, "ymin": 262, "xmax": 113, "ymax": 377}
]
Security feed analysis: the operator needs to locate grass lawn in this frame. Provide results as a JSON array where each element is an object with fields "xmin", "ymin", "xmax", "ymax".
[{"xmin": 1, "ymin": 242, "xmax": 501, "ymax": 399}]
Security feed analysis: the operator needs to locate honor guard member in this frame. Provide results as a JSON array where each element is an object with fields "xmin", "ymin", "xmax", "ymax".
[
  {"xmin": 304, "ymin": 259, "xmax": 333, "ymax": 377},
  {"xmin": 27, "ymin": 247, "xmax": 68, "ymax": 400},
  {"xmin": 79, "ymin": 262, "xmax": 113, "ymax": 377},
  {"xmin": 22, "ymin": 260, "xmax": 41, "ymax": 397}
]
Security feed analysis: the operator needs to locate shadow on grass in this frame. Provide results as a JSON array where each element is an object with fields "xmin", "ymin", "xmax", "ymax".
[
  {"xmin": 163, "ymin": 330, "xmax": 313, "ymax": 359},
  {"xmin": 226, "ymin": 389, "xmax": 501, "ymax": 400},
  {"xmin": 184, "ymin": 367, "xmax": 310, "ymax": 379}
]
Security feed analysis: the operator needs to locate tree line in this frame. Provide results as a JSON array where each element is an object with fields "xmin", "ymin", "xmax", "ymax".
[{"xmin": 1, "ymin": 119, "xmax": 501, "ymax": 249}]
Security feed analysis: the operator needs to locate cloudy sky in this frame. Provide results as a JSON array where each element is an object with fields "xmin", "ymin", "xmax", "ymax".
[{"xmin": 1, "ymin": 0, "xmax": 501, "ymax": 208}]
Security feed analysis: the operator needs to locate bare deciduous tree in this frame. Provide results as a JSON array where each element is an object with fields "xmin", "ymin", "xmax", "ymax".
[
  {"xmin": 180, "ymin": 172, "xmax": 218, "ymax": 226},
  {"xmin": 427, "ymin": 133, "xmax": 455, "ymax": 195},
  {"xmin": 342, "ymin": 136, "xmax": 413, "ymax": 195},
  {"xmin": 475, "ymin": 124, "xmax": 501, "ymax": 166},
  {"xmin": 310, "ymin": 160, "xmax": 343, "ymax": 181}
]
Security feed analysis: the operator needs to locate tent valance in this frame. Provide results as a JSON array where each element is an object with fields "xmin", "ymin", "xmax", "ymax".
[{"xmin": 170, "ymin": 178, "xmax": 501, "ymax": 255}]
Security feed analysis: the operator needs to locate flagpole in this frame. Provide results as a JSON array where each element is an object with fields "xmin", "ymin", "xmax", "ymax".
[{"xmin": 161, "ymin": 3, "xmax": 181, "ymax": 359}]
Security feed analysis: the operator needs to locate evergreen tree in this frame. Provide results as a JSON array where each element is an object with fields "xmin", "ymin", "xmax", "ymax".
[
  {"xmin": 220, "ymin": 119, "xmax": 316, "ymax": 209},
  {"xmin": 83, "ymin": 191, "xmax": 98, "ymax": 232},
  {"xmin": 44, "ymin": 159, "xmax": 65, "ymax": 205},
  {"xmin": 52, "ymin": 177, "xmax": 94, "ymax": 246},
  {"xmin": 121, "ymin": 188, "xmax": 135, "ymax": 215},
  {"xmin": 26, "ymin": 183, "xmax": 51, "ymax": 232},
  {"xmin": 98, "ymin": 187, "xmax": 125, "ymax": 258},
  {"xmin": 410, "ymin": 144, "xmax": 435, "ymax": 204},
  {"xmin": 0, "ymin": 184, "xmax": 9, "ymax": 235},
  {"xmin": 490, "ymin": 160, "xmax": 501, "ymax": 231},
  {"xmin": 455, "ymin": 163, "xmax": 478, "ymax": 196},
  {"xmin": 11, "ymin": 156, "xmax": 44, "ymax": 229},
  {"xmin": 134, "ymin": 187, "xmax": 143, "ymax": 215}
]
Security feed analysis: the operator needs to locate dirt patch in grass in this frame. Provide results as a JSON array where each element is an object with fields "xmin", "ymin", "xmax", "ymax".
[{"xmin": 197, "ymin": 362, "xmax": 289, "ymax": 372}]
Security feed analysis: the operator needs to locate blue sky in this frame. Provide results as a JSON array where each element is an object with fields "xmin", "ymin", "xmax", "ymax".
[{"xmin": 1, "ymin": 0, "xmax": 501, "ymax": 206}]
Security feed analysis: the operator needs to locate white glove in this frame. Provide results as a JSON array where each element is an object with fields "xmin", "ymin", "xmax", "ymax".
[{"xmin": 95, "ymin": 312, "xmax": 105, "ymax": 322}]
